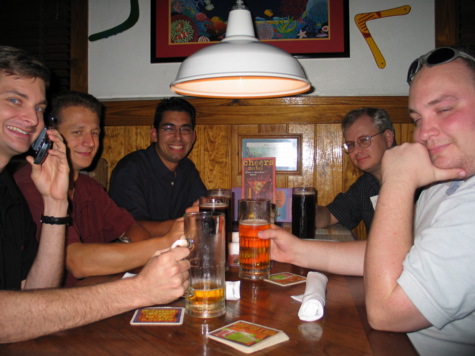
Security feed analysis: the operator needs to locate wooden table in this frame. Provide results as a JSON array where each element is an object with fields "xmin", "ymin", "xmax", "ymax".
[{"xmin": 0, "ymin": 263, "xmax": 417, "ymax": 355}]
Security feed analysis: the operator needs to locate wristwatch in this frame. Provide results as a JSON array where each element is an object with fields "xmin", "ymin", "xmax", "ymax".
[{"xmin": 118, "ymin": 236, "xmax": 132, "ymax": 243}]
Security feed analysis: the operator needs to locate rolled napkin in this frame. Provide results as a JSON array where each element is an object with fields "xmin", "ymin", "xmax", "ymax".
[
  {"xmin": 226, "ymin": 280, "xmax": 241, "ymax": 300},
  {"xmin": 291, "ymin": 271, "xmax": 328, "ymax": 321}
]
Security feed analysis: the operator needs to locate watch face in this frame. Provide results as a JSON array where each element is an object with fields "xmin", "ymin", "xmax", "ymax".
[{"xmin": 119, "ymin": 237, "xmax": 132, "ymax": 243}]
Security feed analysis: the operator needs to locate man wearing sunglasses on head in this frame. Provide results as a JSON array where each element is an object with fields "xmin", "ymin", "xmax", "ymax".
[
  {"xmin": 316, "ymin": 107, "xmax": 396, "ymax": 233},
  {"xmin": 259, "ymin": 46, "xmax": 475, "ymax": 355}
]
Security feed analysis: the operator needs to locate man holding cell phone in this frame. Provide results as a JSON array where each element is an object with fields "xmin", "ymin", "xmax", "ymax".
[
  {"xmin": 0, "ymin": 46, "xmax": 190, "ymax": 344},
  {"xmin": 15, "ymin": 91, "xmax": 184, "ymax": 286}
]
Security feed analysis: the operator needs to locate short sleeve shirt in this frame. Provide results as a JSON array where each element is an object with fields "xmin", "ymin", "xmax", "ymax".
[
  {"xmin": 327, "ymin": 173, "xmax": 380, "ymax": 231},
  {"xmin": 109, "ymin": 144, "xmax": 207, "ymax": 221},
  {"xmin": 14, "ymin": 165, "xmax": 135, "ymax": 286}
]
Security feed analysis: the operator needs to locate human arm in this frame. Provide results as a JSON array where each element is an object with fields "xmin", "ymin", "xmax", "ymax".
[
  {"xmin": 137, "ymin": 219, "xmax": 176, "ymax": 237},
  {"xmin": 124, "ymin": 222, "xmax": 152, "ymax": 242},
  {"xmin": 66, "ymin": 218, "xmax": 184, "ymax": 279},
  {"xmin": 258, "ymin": 225, "xmax": 367, "ymax": 275},
  {"xmin": 315, "ymin": 205, "xmax": 339, "ymax": 228},
  {"xmin": 23, "ymin": 129, "xmax": 69, "ymax": 289},
  {"xmin": 0, "ymin": 246, "xmax": 190, "ymax": 344},
  {"xmin": 137, "ymin": 199, "xmax": 199, "ymax": 237},
  {"xmin": 364, "ymin": 143, "xmax": 466, "ymax": 331}
]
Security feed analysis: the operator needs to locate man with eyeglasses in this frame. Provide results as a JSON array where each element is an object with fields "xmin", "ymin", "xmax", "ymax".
[
  {"xmin": 316, "ymin": 107, "xmax": 396, "ymax": 233},
  {"xmin": 259, "ymin": 46, "xmax": 475, "ymax": 355},
  {"xmin": 110, "ymin": 97, "xmax": 207, "ymax": 236}
]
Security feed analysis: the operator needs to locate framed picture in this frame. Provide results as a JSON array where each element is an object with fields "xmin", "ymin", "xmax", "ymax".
[
  {"xmin": 239, "ymin": 135, "xmax": 301, "ymax": 173},
  {"xmin": 152, "ymin": 0, "xmax": 349, "ymax": 63}
]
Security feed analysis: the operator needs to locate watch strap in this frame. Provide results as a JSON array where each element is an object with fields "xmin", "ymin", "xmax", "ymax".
[{"xmin": 40, "ymin": 215, "xmax": 72, "ymax": 225}]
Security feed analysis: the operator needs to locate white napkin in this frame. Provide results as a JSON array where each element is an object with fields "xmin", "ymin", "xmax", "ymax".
[
  {"xmin": 225, "ymin": 281, "xmax": 241, "ymax": 300},
  {"xmin": 291, "ymin": 271, "xmax": 328, "ymax": 321}
]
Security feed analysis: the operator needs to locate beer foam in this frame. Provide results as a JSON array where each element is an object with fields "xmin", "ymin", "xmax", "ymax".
[
  {"xmin": 200, "ymin": 203, "xmax": 228, "ymax": 208},
  {"xmin": 239, "ymin": 219, "xmax": 270, "ymax": 226}
]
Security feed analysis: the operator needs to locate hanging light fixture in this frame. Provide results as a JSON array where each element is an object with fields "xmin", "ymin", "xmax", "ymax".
[{"xmin": 170, "ymin": 0, "xmax": 311, "ymax": 98}]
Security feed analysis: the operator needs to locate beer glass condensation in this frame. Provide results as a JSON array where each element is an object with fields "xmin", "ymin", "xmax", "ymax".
[
  {"xmin": 291, "ymin": 187, "xmax": 317, "ymax": 238},
  {"xmin": 238, "ymin": 199, "xmax": 271, "ymax": 280},
  {"xmin": 184, "ymin": 212, "xmax": 226, "ymax": 318},
  {"xmin": 199, "ymin": 196, "xmax": 231, "ymax": 269}
]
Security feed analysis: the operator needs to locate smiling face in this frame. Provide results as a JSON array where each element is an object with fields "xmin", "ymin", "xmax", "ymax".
[
  {"xmin": 0, "ymin": 73, "xmax": 46, "ymax": 168},
  {"xmin": 56, "ymin": 105, "xmax": 100, "ymax": 178},
  {"xmin": 409, "ymin": 59, "xmax": 475, "ymax": 177},
  {"xmin": 343, "ymin": 114, "xmax": 394, "ymax": 179},
  {"xmin": 150, "ymin": 110, "xmax": 196, "ymax": 172}
]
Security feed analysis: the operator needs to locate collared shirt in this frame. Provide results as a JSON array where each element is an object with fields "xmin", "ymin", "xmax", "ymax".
[
  {"xmin": 327, "ymin": 172, "xmax": 380, "ymax": 232},
  {"xmin": 14, "ymin": 165, "xmax": 135, "ymax": 286},
  {"xmin": 109, "ymin": 144, "xmax": 207, "ymax": 221},
  {"xmin": 0, "ymin": 169, "xmax": 38, "ymax": 290}
]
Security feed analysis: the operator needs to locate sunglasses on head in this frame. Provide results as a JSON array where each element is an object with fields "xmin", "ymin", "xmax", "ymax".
[{"xmin": 407, "ymin": 47, "xmax": 475, "ymax": 84}]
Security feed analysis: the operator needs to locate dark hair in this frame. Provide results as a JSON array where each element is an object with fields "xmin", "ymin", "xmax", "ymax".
[
  {"xmin": 455, "ymin": 45, "xmax": 475, "ymax": 83},
  {"xmin": 50, "ymin": 91, "xmax": 103, "ymax": 126},
  {"xmin": 0, "ymin": 46, "xmax": 50, "ymax": 88},
  {"xmin": 153, "ymin": 97, "xmax": 196, "ymax": 130},
  {"xmin": 342, "ymin": 107, "xmax": 396, "ymax": 146}
]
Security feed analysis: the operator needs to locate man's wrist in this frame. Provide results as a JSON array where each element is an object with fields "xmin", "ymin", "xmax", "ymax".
[
  {"xmin": 42, "ymin": 198, "xmax": 69, "ymax": 217},
  {"xmin": 40, "ymin": 215, "xmax": 72, "ymax": 225}
]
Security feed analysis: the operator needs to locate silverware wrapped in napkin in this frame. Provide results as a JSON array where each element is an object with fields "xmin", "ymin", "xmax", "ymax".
[{"xmin": 291, "ymin": 271, "xmax": 328, "ymax": 321}]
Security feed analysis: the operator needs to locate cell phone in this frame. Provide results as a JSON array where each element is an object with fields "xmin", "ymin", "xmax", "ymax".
[{"xmin": 31, "ymin": 117, "xmax": 55, "ymax": 164}]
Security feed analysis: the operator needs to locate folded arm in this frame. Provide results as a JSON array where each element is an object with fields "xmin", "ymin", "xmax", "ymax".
[
  {"xmin": 364, "ymin": 143, "xmax": 466, "ymax": 331},
  {"xmin": 67, "ymin": 219, "xmax": 183, "ymax": 279}
]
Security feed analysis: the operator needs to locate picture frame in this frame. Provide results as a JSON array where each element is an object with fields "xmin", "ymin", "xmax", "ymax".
[
  {"xmin": 151, "ymin": 0, "xmax": 349, "ymax": 63},
  {"xmin": 239, "ymin": 135, "xmax": 301, "ymax": 174}
]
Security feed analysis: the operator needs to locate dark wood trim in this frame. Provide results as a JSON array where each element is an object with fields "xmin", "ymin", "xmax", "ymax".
[
  {"xmin": 70, "ymin": 0, "xmax": 88, "ymax": 92},
  {"xmin": 101, "ymin": 96, "xmax": 410, "ymax": 126},
  {"xmin": 435, "ymin": 0, "xmax": 458, "ymax": 47}
]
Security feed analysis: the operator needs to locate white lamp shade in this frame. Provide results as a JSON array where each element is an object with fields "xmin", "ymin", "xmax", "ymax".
[{"xmin": 170, "ymin": 6, "xmax": 311, "ymax": 98}]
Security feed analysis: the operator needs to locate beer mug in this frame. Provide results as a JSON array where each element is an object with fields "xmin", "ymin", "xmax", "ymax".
[
  {"xmin": 291, "ymin": 187, "xmax": 317, "ymax": 238},
  {"xmin": 199, "ymin": 196, "xmax": 231, "ymax": 269},
  {"xmin": 238, "ymin": 199, "xmax": 271, "ymax": 280},
  {"xmin": 184, "ymin": 211, "xmax": 226, "ymax": 318}
]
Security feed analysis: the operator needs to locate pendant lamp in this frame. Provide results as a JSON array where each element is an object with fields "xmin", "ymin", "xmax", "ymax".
[{"xmin": 170, "ymin": 0, "xmax": 311, "ymax": 98}]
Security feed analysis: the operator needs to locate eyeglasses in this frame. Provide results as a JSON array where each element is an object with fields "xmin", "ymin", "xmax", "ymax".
[
  {"xmin": 342, "ymin": 131, "xmax": 385, "ymax": 154},
  {"xmin": 407, "ymin": 47, "xmax": 475, "ymax": 84},
  {"xmin": 159, "ymin": 124, "xmax": 194, "ymax": 136}
]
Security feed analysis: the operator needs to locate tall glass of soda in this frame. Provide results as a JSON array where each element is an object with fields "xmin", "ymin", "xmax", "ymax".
[{"xmin": 291, "ymin": 187, "xmax": 317, "ymax": 238}]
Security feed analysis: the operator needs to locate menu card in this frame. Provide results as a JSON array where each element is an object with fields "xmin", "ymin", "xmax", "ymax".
[{"xmin": 241, "ymin": 157, "xmax": 276, "ymax": 203}]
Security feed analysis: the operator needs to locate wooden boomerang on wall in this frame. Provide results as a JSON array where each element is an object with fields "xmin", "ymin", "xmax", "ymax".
[{"xmin": 355, "ymin": 5, "xmax": 411, "ymax": 69}]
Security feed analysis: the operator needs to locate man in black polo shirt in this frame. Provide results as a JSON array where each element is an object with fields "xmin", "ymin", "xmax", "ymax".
[{"xmin": 109, "ymin": 98, "xmax": 207, "ymax": 236}]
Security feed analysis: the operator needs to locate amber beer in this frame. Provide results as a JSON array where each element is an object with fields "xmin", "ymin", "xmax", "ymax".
[
  {"xmin": 239, "ymin": 219, "xmax": 271, "ymax": 279},
  {"xmin": 292, "ymin": 187, "xmax": 317, "ymax": 239},
  {"xmin": 186, "ymin": 273, "xmax": 225, "ymax": 318},
  {"xmin": 238, "ymin": 199, "xmax": 271, "ymax": 280}
]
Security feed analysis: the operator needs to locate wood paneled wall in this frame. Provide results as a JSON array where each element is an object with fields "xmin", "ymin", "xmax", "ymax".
[{"xmin": 99, "ymin": 96, "xmax": 413, "ymax": 239}]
